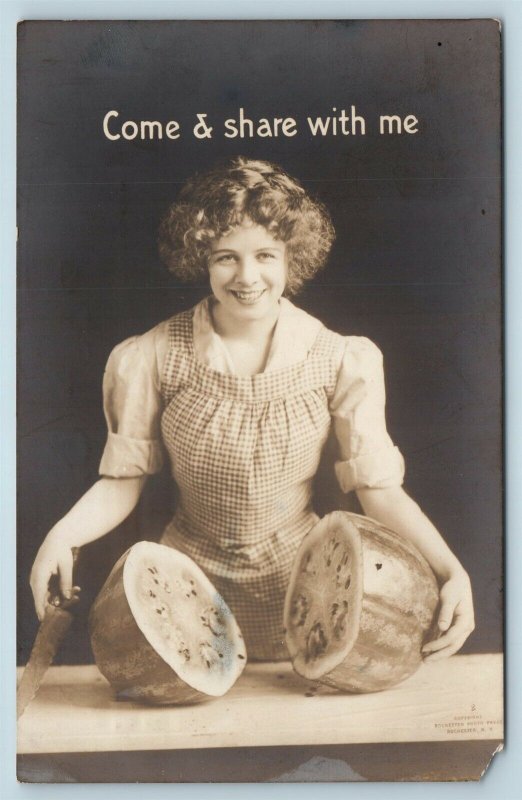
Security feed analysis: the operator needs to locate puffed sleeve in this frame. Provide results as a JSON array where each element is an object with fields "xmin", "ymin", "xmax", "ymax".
[
  {"xmin": 98, "ymin": 321, "xmax": 169, "ymax": 478},
  {"xmin": 329, "ymin": 337, "xmax": 405, "ymax": 493}
]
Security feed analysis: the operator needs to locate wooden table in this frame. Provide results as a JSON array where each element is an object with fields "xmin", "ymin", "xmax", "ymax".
[{"xmin": 18, "ymin": 654, "xmax": 503, "ymax": 757}]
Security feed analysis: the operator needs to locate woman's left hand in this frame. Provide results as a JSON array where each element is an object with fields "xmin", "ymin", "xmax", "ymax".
[{"xmin": 421, "ymin": 569, "xmax": 475, "ymax": 662}]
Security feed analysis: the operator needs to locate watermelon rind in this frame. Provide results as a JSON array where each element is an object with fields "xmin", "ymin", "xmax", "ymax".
[
  {"xmin": 89, "ymin": 541, "xmax": 247, "ymax": 705},
  {"xmin": 284, "ymin": 511, "xmax": 439, "ymax": 693}
]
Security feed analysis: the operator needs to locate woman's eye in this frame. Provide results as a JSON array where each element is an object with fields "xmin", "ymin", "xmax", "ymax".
[
  {"xmin": 257, "ymin": 251, "xmax": 276, "ymax": 261},
  {"xmin": 215, "ymin": 253, "xmax": 236, "ymax": 264}
]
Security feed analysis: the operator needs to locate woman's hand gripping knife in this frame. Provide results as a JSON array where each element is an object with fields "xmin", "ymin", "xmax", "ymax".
[
  {"xmin": 30, "ymin": 476, "xmax": 147, "ymax": 621},
  {"xmin": 356, "ymin": 486, "xmax": 475, "ymax": 661}
]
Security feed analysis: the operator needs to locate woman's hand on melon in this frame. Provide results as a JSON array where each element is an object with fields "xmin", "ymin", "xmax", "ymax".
[
  {"xmin": 30, "ymin": 532, "xmax": 77, "ymax": 621},
  {"xmin": 421, "ymin": 569, "xmax": 475, "ymax": 661}
]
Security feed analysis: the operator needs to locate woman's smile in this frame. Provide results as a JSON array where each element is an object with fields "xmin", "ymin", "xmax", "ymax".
[
  {"xmin": 209, "ymin": 220, "xmax": 287, "ymax": 326},
  {"xmin": 229, "ymin": 288, "xmax": 266, "ymax": 304}
]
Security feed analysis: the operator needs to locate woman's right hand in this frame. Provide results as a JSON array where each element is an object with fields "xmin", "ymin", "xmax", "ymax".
[
  {"xmin": 30, "ymin": 532, "xmax": 76, "ymax": 621},
  {"xmin": 29, "ymin": 476, "xmax": 147, "ymax": 620}
]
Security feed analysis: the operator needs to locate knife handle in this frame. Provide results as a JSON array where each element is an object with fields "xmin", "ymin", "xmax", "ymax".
[{"xmin": 48, "ymin": 546, "xmax": 81, "ymax": 609}]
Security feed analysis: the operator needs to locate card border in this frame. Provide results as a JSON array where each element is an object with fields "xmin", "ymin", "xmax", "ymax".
[{"xmin": 2, "ymin": 0, "xmax": 518, "ymax": 796}]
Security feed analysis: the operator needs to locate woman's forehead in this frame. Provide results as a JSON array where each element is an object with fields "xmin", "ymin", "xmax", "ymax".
[{"xmin": 212, "ymin": 221, "xmax": 284, "ymax": 250}]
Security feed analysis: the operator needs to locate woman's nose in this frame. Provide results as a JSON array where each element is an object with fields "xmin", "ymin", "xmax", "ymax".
[{"xmin": 235, "ymin": 256, "xmax": 260, "ymax": 284}]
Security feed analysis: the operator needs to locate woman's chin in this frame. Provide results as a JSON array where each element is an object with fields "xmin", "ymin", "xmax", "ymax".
[{"xmin": 223, "ymin": 291, "xmax": 281, "ymax": 320}]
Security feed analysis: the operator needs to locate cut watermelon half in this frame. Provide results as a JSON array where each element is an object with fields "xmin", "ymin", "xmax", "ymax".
[
  {"xmin": 284, "ymin": 511, "xmax": 439, "ymax": 692},
  {"xmin": 89, "ymin": 542, "xmax": 246, "ymax": 704}
]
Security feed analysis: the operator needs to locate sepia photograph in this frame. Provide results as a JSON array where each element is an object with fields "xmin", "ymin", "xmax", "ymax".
[{"xmin": 16, "ymin": 18, "xmax": 503, "ymax": 782}]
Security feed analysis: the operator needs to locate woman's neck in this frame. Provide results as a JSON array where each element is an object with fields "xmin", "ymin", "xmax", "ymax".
[
  {"xmin": 210, "ymin": 297, "xmax": 281, "ymax": 344},
  {"xmin": 208, "ymin": 297, "xmax": 282, "ymax": 376}
]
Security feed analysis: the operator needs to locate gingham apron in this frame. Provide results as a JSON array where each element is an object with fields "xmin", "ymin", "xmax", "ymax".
[{"xmin": 160, "ymin": 308, "xmax": 344, "ymax": 660}]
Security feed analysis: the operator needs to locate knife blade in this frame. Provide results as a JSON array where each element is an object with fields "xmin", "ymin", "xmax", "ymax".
[{"xmin": 17, "ymin": 548, "xmax": 80, "ymax": 720}]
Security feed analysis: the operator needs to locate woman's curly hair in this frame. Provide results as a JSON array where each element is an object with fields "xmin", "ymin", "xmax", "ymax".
[{"xmin": 158, "ymin": 157, "xmax": 335, "ymax": 294}]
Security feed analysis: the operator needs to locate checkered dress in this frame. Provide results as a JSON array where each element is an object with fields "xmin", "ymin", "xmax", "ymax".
[{"xmin": 159, "ymin": 308, "xmax": 346, "ymax": 661}]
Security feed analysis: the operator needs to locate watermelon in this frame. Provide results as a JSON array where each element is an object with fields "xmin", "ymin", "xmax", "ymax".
[
  {"xmin": 88, "ymin": 542, "xmax": 246, "ymax": 704},
  {"xmin": 284, "ymin": 511, "xmax": 439, "ymax": 692}
]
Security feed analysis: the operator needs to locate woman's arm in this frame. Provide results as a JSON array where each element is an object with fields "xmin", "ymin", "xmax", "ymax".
[
  {"xmin": 30, "ymin": 476, "xmax": 147, "ymax": 620},
  {"xmin": 356, "ymin": 485, "xmax": 475, "ymax": 661}
]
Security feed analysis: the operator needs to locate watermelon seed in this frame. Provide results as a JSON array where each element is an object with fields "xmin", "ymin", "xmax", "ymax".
[
  {"xmin": 238, "ymin": 654, "xmax": 245, "ymax": 659},
  {"xmin": 191, "ymin": 589, "xmax": 197, "ymax": 596},
  {"xmin": 219, "ymin": 653, "xmax": 223, "ymax": 658},
  {"xmin": 301, "ymin": 552, "xmax": 316, "ymax": 575},
  {"xmin": 375, "ymin": 563, "xmax": 382, "ymax": 570},
  {"xmin": 178, "ymin": 647, "xmax": 191, "ymax": 662},
  {"xmin": 345, "ymin": 576, "xmax": 351, "ymax": 589},
  {"xmin": 291, "ymin": 594, "xmax": 309, "ymax": 627},
  {"xmin": 149, "ymin": 590, "xmax": 156, "ymax": 598},
  {"xmin": 306, "ymin": 622, "xmax": 328, "ymax": 661},
  {"xmin": 332, "ymin": 600, "xmax": 349, "ymax": 638}
]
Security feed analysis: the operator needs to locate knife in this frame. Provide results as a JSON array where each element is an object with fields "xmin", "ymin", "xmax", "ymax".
[{"xmin": 17, "ymin": 547, "xmax": 81, "ymax": 720}]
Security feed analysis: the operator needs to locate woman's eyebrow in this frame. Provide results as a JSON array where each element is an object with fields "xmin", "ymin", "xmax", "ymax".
[{"xmin": 211, "ymin": 245, "xmax": 283, "ymax": 253}]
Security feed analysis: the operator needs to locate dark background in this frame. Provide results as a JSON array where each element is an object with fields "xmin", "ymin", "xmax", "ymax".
[{"xmin": 17, "ymin": 19, "xmax": 502, "ymax": 664}]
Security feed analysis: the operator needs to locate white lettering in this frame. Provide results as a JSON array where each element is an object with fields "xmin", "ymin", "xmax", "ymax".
[
  {"xmin": 122, "ymin": 120, "xmax": 139, "ymax": 140},
  {"xmin": 103, "ymin": 110, "xmax": 120, "ymax": 140},
  {"xmin": 166, "ymin": 121, "xmax": 181, "ymax": 139},
  {"xmin": 380, "ymin": 115, "xmax": 403, "ymax": 134},
  {"xmin": 102, "ymin": 111, "xmax": 182, "ymax": 141},
  {"xmin": 238, "ymin": 108, "xmax": 253, "ymax": 139},
  {"xmin": 257, "ymin": 119, "xmax": 273, "ymax": 138},
  {"xmin": 224, "ymin": 109, "xmax": 298, "ymax": 138},
  {"xmin": 307, "ymin": 116, "xmax": 330, "ymax": 136},
  {"xmin": 282, "ymin": 118, "xmax": 297, "ymax": 137},
  {"xmin": 224, "ymin": 118, "xmax": 238, "ymax": 138},
  {"xmin": 140, "ymin": 120, "xmax": 163, "ymax": 140},
  {"xmin": 351, "ymin": 106, "xmax": 366, "ymax": 135},
  {"xmin": 403, "ymin": 114, "xmax": 419, "ymax": 133}
]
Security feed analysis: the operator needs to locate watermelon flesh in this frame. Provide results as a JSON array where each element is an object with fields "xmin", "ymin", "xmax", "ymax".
[
  {"xmin": 284, "ymin": 511, "xmax": 439, "ymax": 692},
  {"xmin": 89, "ymin": 542, "xmax": 246, "ymax": 704}
]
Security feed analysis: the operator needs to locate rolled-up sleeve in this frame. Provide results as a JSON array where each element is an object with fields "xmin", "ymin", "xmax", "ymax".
[
  {"xmin": 98, "ymin": 324, "xmax": 168, "ymax": 478},
  {"xmin": 329, "ymin": 337, "xmax": 405, "ymax": 493}
]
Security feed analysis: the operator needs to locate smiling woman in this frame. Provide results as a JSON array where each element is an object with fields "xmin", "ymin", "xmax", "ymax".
[
  {"xmin": 208, "ymin": 222, "xmax": 287, "ymax": 344},
  {"xmin": 157, "ymin": 157, "xmax": 335, "ymax": 294},
  {"xmin": 30, "ymin": 156, "xmax": 474, "ymax": 667}
]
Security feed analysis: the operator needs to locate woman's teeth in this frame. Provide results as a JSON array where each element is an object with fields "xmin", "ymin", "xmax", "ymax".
[{"xmin": 231, "ymin": 289, "xmax": 265, "ymax": 303}]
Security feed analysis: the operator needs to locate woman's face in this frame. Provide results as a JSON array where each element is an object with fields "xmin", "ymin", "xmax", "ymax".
[{"xmin": 208, "ymin": 220, "xmax": 287, "ymax": 324}]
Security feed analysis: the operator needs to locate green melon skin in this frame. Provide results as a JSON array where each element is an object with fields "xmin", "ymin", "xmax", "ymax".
[
  {"xmin": 88, "ymin": 543, "xmax": 246, "ymax": 705},
  {"xmin": 284, "ymin": 511, "xmax": 440, "ymax": 694}
]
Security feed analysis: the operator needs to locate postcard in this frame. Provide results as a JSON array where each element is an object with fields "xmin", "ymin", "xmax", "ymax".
[{"xmin": 16, "ymin": 19, "xmax": 503, "ymax": 782}]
